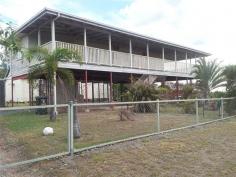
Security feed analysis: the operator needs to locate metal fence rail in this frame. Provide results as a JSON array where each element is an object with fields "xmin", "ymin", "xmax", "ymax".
[{"xmin": 0, "ymin": 97, "xmax": 235, "ymax": 169}]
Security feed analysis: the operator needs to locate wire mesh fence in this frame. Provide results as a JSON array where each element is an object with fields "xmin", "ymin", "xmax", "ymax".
[
  {"xmin": 0, "ymin": 105, "xmax": 69, "ymax": 168},
  {"xmin": 198, "ymin": 99, "xmax": 220, "ymax": 123},
  {"xmin": 159, "ymin": 101, "xmax": 196, "ymax": 131},
  {"xmin": 0, "ymin": 97, "xmax": 236, "ymax": 169},
  {"xmin": 73, "ymin": 102, "xmax": 158, "ymax": 150}
]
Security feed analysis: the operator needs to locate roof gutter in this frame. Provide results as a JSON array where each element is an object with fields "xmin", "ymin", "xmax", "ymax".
[
  {"xmin": 53, "ymin": 12, "xmax": 60, "ymax": 21},
  {"xmin": 15, "ymin": 8, "xmax": 59, "ymax": 34}
]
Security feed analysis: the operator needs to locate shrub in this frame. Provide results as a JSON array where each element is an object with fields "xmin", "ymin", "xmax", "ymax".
[
  {"xmin": 181, "ymin": 102, "xmax": 196, "ymax": 114},
  {"xmin": 123, "ymin": 83, "xmax": 159, "ymax": 113},
  {"xmin": 182, "ymin": 85, "xmax": 197, "ymax": 99}
]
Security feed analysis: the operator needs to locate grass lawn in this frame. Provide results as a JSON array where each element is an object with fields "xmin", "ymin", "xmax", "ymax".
[
  {"xmin": 0, "ymin": 103, "xmax": 223, "ymax": 165},
  {"xmin": 1, "ymin": 117, "xmax": 236, "ymax": 177}
]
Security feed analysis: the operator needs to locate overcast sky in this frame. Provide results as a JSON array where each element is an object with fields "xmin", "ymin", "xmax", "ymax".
[{"xmin": 1, "ymin": 0, "xmax": 236, "ymax": 65}]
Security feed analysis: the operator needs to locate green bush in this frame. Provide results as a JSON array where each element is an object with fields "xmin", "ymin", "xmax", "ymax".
[
  {"xmin": 182, "ymin": 85, "xmax": 197, "ymax": 99},
  {"xmin": 123, "ymin": 83, "xmax": 159, "ymax": 113},
  {"xmin": 181, "ymin": 102, "xmax": 196, "ymax": 114},
  {"xmin": 225, "ymin": 89, "xmax": 236, "ymax": 115}
]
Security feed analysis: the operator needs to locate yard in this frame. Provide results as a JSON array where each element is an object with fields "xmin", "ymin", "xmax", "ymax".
[
  {"xmin": 1, "ymin": 117, "xmax": 235, "ymax": 176},
  {"xmin": 0, "ymin": 102, "xmax": 222, "ymax": 165}
]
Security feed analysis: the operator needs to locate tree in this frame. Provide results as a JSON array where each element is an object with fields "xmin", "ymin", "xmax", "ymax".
[
  {"xmin": 24, "ymin": 47, "xmax": 82, "ymax": 120},
  {"xmin": 192, "ymin": 58, "xmax": 225, "ymax": 117},
  {"xmin": 0, "ymin": 60, "xmax": 10, "ymax": 78},
  {"xmin": 0, "ymin": 22, "xmax": 21, "ymax": 106},
  {"xmin": 191, "ymin": 58, "xmax": 225, "ymax": 98},
  {"xmin": 0, "ymin": 23, "xmax": 20, "ymax": 52},
  {"xmin": 223, "ymin": 65, "xmax": 236, "ymax": 115}
]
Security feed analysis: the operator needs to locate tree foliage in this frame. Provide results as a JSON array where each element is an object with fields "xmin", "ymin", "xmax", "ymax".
[
  {"xmin": 122, "ymin": 83, "xmax": 159, "ymax": 113},
  {"xmin": 0, "ymin": 22, "xmax": 21, "ymax": 79},
  {"xmin": 123, "ymin": 83, "xmax": 159, "ymax": 102},
  {"xmin": 223, "ymin": 65, "xmax": 236, "ymax": 114},
  {"xmin": 191, "ymin": 58, "xmax": 225, "ymax": 98},
  {"xmin": 0, "ymin": 23, "xmax": 21, "ymax": 61},
  {"xmin": 182, "ymin": 84, "xmax": 197, "ymax": 99},
  {"xmin": 24, "ymin": 47, "xmax": 82, "ymax": 86},
  {"xmin": 0, "ymin": 63, "xmax": 8, "ymax": 78}
]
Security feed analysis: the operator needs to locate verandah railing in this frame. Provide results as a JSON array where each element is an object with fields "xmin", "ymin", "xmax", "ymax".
[
  {"xmin": 0, "ymin": 97, "xmax": 235, "ymax": 169},
  {"xmin": 41, "ymin": 41, "xmax": 193, "ymax": 73}
]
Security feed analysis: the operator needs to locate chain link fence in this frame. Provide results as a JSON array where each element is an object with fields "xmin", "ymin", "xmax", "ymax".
[
  {"xmin": 0, "ymin": 104, "xmax": 69, "ymax": 169},
  {"xmin": 0, "ymin": 97, "xmax": 235, "ymax": 169}
]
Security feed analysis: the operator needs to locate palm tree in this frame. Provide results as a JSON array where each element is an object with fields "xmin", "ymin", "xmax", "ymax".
[
  {"xmin": 191, "ymin": 58, "xmax": 225, "ymax": 98},
  {"xmin": 24, "ymin": 47, "xmax": 82, "ymax": 121},
  {"xmin": 192, "ymin": 58, "xmax": 225, "ymax": 117}
]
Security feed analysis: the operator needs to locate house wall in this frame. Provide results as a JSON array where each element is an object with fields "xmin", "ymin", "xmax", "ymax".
[
  {"xmin": 21, "ymin": 35, "xmax": 29, "ymax": 48},
  {"xmin": 5, "ymin": 79, "xmax": 39, "ymax": 102},
  {"xmin": 28, "ymin": 32, "xmax": 37, "ymax": 47}
]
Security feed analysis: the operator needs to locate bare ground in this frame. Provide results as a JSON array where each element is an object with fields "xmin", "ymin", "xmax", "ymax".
[{"xmin": 1, "ymin": 118, "xmax": 236, "ymax": 177}]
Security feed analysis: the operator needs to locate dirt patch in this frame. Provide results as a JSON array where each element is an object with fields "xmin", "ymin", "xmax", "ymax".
[{"xmin": 0, "ymin": 127, "xmax": 24, "ymax": 176}]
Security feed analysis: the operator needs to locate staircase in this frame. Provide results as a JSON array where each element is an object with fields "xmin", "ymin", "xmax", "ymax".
[{"xmin": 135, "ymin": 75, "xmax": 158, "ymax": 85}]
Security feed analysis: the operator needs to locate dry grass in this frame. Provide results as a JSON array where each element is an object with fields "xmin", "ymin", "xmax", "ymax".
[
  {"xmin": 2, "ymin": 118, "xmax": 236, "ymax": 177},
  {"xmin": 0, "ymin": 105, "xmax": 221, "ymax": 164}
]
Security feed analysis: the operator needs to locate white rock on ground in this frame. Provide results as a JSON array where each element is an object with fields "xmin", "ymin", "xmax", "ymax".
[{"xmin": 43, "ymin": 127, "xmax": 54, "ymax": 135}]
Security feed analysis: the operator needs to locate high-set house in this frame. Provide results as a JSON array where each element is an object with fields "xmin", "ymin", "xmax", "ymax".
[{"xmin": 12, "ymin": 8, "xmax": 210, "ymax": 105}]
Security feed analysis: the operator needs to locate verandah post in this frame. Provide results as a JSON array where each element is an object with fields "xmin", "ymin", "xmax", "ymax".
[
  {"xmin": 195, "ymin": 98, "xmax": 199, "ymax": 124},
  {"xmin": 221, "ymin": 97, "xmax": 224, "ymax": 119},
  {"xmin": 51, "ymin": 19, "xmax": 57, "ymax": 114},
  {"xmin": 68, "ymin": 101, "xmax": 72, "ymax": 155},
  {"xmin": 68, "ymin": 101, "xmax": 74, "ymax": 156},
  {"xmin": 85, "ymin": 70, "xmax": 88, "ymax": 103},
  {"xmin": 109, "ymin": 72, "xmax": 113, "ymax": 102},
  {"xmin": 156, "ymin": 99, "xmax": 160, "ymax": 132}
]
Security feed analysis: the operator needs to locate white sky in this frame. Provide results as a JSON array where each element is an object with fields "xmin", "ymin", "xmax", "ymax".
[{"xmin": 0, "ymin": 0, "xmax": 236, "ymax": 65}]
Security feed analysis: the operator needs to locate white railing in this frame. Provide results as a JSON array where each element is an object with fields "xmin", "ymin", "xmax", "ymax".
[
  {"xmin": 132, "ymin": 54, "xmax": 148, "ymax": 69},
  {"xmin": 112, "ymin": 50, "xmax": 131, "ymax": 67},
  {"xmin": 41, "ymin": 41, "xmax": 53, "ymax": 52},
  {"xmin": 40, "ymin": 41, "xmax": 193, "ymax": 74},
  {"xmin": 87, "ymin": 46, "xmax": 110, "ymax": 65},
  {"xmin": 149, "ymin": 57, "xmax": 164, "ymax": 71},
  {"xmin": 164, "ymin": 59, "xmax": 175, "ymax": 72},
  {"xmin": 164, "ymin": 60, "xmax": 193, "ymax": 73}
]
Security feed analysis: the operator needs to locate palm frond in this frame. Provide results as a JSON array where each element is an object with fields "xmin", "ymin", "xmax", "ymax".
[
  {"xmin": 57, "ymin": 68, "xmax": 76, "ymax": 86},
  {"xmin": 24, "ymin": 47, "xmax": 49, "ymax": 63},
  {"xmin": 192, "ymin": 58, "xmax": 225, "ymax": 97},
  {"xmin": 28, "ymin": 64, "xmax": 48, "ymax": 82},
  {"xmin": 53, "ymin": 48, "xmax": 82, "ymax": 64}
]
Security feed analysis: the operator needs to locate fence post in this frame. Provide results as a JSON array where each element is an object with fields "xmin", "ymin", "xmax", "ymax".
[
  {"xmin": 156, "ymin": 99, "xmax": 160, "ymax": 132},
  {"xmin": 70, "ymin": 101, "xmax": 74, "ymax": 156},
  {"xmin": 68, "ymin": 101, "xmax": 74, "ymax": 156},
  {"xmin": 195, "ymin": 98, "xmax": 199, "ymax": 124},
  {"xmin": 67, "ymin": 101, "xmax": 72, "ymax": 154},
  {"xmin": 221, "ymin": 97, "xmax": 224, "ymax": 119}
]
